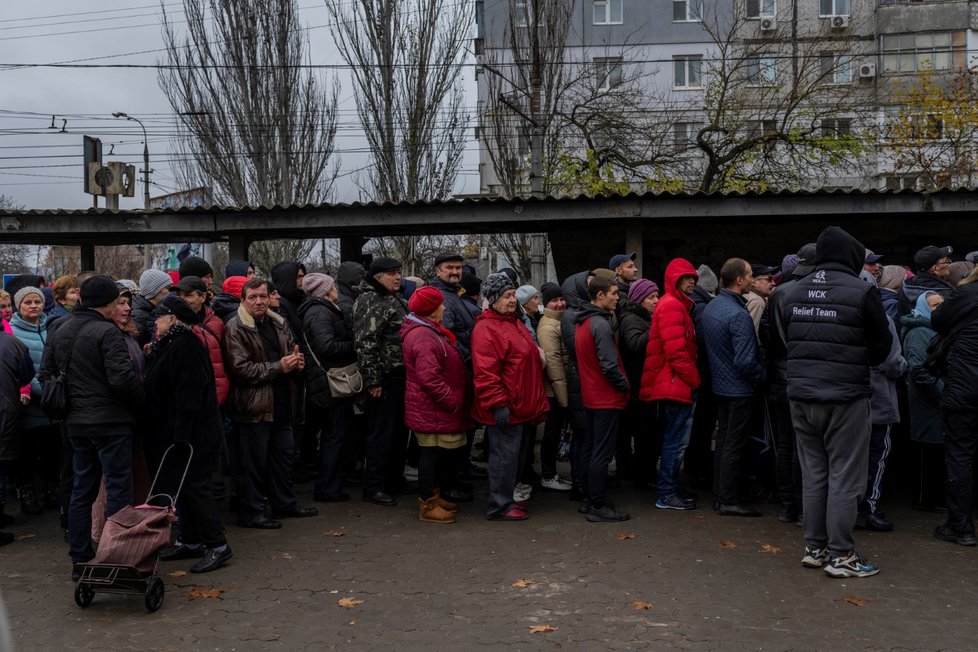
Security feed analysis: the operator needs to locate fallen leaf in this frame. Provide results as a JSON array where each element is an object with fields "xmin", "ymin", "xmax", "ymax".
[
  {"xmin": 338, "ymin": 597, "xmax": 365, "ymax": 608},
  {"xmin": 188, "ymin": 587, "xmax": 223, "ymax": 601},
  {"xmin": 167, "ymin": 570, "xmax": 188, "ymax": 577},
  {"xmin": 759, "ymin": 544, "xmax": 780, "ymax": 554},
  {"xmin": 14, "ymin": 534, "xmax": 35, "ymax": 541},
  {"xmin": 613, "ymin": 533, "xmax": 637, "ymax": 541},
  {"xmin": 718, "ymin": 540, "xmax": 737, "ymax": 549},
  {"xmin": 632, "ymin": 601, "xmax": 653, "ymax": 610},
  {"xmin": 844, "ymin": 595, "xmax": 870, "ymax": 607},
  {"xmin": 325, "ymin": 530, "xmax": 347, "ymax": 537},
  {"xmin": 329, "ymin": 590, "xmax": 339, "ymax": 594},
  {"xmin": 512, "ymin": 579, "xmax": 536, "ymax": 588},
  {"xmin": 529, "ymin": 625, "xmax": 557, "ymax": 634},
  {"xmin": 590, "ymin": 560, "xmax": 603, "ymax": 565},
  {"xmin": 348, "ymin": 620, "xmax": 358, "ymax": 626}
]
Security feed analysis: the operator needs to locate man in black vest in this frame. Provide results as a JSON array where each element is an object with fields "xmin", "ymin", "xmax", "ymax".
[{"xmin": 779, "ymin": 226, "xmax": 891, "ymax": 579}]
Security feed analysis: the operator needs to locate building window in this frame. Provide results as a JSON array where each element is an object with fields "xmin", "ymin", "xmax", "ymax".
[
  {"xmin": 515, "ymin": 0, "xmax": 530, "ymax": 27},
  {"xmin": 673, "ymin": 0, "xmax": 702, "ymax": 22},
  {"xmin": 595, "ymin": 57, "xmax": 623, "ymax": 90},
  {"xmin": 674, "ymin": 55, "xmax": 703, "ymax": 88},
  {"xmin": 881, "ymin": 31, "xmax": 966, "ymax": 73},
  {"xmin": 820, "ymin": 118, "xmax": 853, "ymax": 138},
  {"xmin": 674, "ymin": 122, "xmax": 704, "ymax": 145},
  {"xmin": 819, "ymin": 0, "xmax": 849, "ymax": 17},
  {"xmin": 593, "ymin": 0, "xmax": 623, "ymax": 25},
  {"xmin": 820, "ymin": 53, "xmax": 852, "ymax": 84},
  {"xmin": 747, "ymin": 119, "xmax": 778, "ymax": 139},
  {"xmin": 746, "ymin": 0, "xmax": 775, "ymax": 18},
  {"xmin": 746, "ymin": 55, "xmax": 776, "ymax": 85}
]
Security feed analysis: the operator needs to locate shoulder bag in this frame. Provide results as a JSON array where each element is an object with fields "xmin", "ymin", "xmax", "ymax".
[{"xmin": 40, "ymin": 321, "xmax": 95, "ymax": 421}]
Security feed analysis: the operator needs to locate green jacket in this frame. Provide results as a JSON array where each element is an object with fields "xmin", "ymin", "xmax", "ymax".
[{"xmin": 352, "ymin": 279, "xmax": 408, "ymax": 387}]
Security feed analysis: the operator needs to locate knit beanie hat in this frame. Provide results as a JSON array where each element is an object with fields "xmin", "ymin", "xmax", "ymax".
[
  {"xmin": 13, "ymin": 286, "xmax": 43, "ymax": 310},
  {"xmin": 459, "ymin": 273, "xmax": 482, "ymax": 298},
  {"xmin": 302, "ymin": 272, "xmax": 336, "ymax": 299},
  {"xmin": 628, "ymin": 278, "xmax": 659, "ymax": 304},
  {"xmin": 139, "ymin": 269, "xmax": 173, "ymax": 299},
  {"xmin": 540, "ymin": 282, "xmax": 563, "ymax": 306},
  {"xmin": 178, "ymin": 256, "xmax": 213, "ymax": 280},
  {"xmin": 116, "ymin": 279, "xmax": 139, "ymax": 295},
  {"xmin": 515, "ymin": 284, "xmax": 539, "ymax": 306},
  {"xmin": 482, "ymin": 273, "xmax": 515, "ymax": 307},
  {"xmin": 497, "ymin": 267, "xmax": 519, "ymax": 285},
  {"xmin": 408, "ymin": 285, "xmax": 444, "ymax": 316},
  {"xmin": 695, "ymin": 265, "xmax": 718, "ymax": 293},
  {"xmin": 80, "ymin": 275, "xmax": 121, "ymax": 308},
  {"xmin": 222, "ymin": 275, "xmax": 248, "ymax": 298},
  {"xmin": 878, "ymin": 265, "xmax": 905, "ymax": 291}
]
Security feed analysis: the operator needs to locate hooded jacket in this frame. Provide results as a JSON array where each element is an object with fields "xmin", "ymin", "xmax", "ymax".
[
  {"xmin": 400, "ymin": 314, "xmax": 472, "ymax": 434},
  {"xmin": 930, "ymin": 281, "xmax": 978, "ymax": 412},
  {"xmin": 428, "ymin": 276, "xmax": 477, "ymax": 364},
  {"xmin": 575, "ymin": 302, "xmax": 629, "ymax": 410},
  {"xmin": 212, "ymin": 292, "xmax": 241, "ymax": 324},
  {"xmin": 898, "ymin": 271, "xmax": 954, "ymax": 318},
  {"xmin": 270, "ymin": 262, "xmax": 307, "ymax": 342},
  {"xmin": 900, "ymin": 295, "xmax": 943, "ymax": 443},
  {"xmin": 351, "ymin": 276, "xmax": 409, "ymax": 387},
  {"xmin": 131, "ymin": 293, "xmax": 157, "ymax": 346},
  {"xmin": 560, "ymin": 271, "xmax": 591, "ymax": 429},
  {"xmin": 537, "ymin": 306, "xmax": 568, "ymax": 406},
  {"xmin": 617, "ymin": 298, "xmax": 651, "ymax": 398},
  {"xmin": 335, "ymin": 261, "xmax": 365, "ymax": 321},
  {"xmin": 701, "ymin": 289, "xmax": 766, "ymax": 398},
  {"xmin": 779, "ymin": 226, "xmax": 892, "ymax": 403},
  {"xmin": 470, "ymin": 308, "xmax": 549, "ymax": 427},
  {"xmin": 639, "ymin": 259, "xmax": 700, "ymax": 404},
  {"xmin": 225, "ymin": 260, "xmax": 252, "ymax": 278}
]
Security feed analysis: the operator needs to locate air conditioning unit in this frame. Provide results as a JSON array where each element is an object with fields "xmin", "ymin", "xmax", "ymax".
[
  {"xmin": 760, "ymin": 17, "xmax": 776, "ymax": 32},
  {"xmin": 86, "ymin": 161, "xmax": 136, "ymax": 196},
  {"xmin": 859, "ymin": 62, "xmax": 876, "ymax": 79},
  {"xmin": 831, "ymin": 15, "xmax": 849, "ymax": 29}
]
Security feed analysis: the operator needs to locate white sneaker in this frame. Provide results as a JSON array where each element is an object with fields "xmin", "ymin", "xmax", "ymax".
[
  {"xmin": 403, "ymin": 465, "xmax": 419, "ymax": 481},
  {"xmin": 541, "ymin": 475, "xmax": 573, "ymax": 491},
  {"xmin": 513, "ymin": 483, "xmax": 533, "ymax": 502}
]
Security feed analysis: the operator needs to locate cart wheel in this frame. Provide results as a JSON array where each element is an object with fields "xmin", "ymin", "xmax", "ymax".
[
  {"xmin": 144, "ymin": 577, "xmax": 165, "ymax": 613},
  {"xmin": 74, "ymin": 582, "xmax": 95, "ymax": 608}
]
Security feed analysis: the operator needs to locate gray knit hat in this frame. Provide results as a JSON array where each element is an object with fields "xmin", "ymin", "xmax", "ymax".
[
  {"xmin": 139, "ymin": 269, "xmax": 173, "ymax": 298},
  {"xmin": 13, "ymin": 286, "xmax": 43, "ymax": 310},
  {"xmin": 515, "ymin": 284, "xmax": 538, "ymax": 306},
  {"xmin": 695, "ymin": 265, "xmax": 718, "ymax": 293},
  {"xmin": 483, "ymin": 273, "xmax": 515, "ymax": 307}
]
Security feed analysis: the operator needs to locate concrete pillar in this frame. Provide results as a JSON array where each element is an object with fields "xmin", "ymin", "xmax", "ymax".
[
  {"xmin": 228, "ymin": 234, "xmax": 251, "ymax": 262},
  {"xmin": 79, "ymin": 243, "xmax": 96, "ymax": 271},
  {"xmin": 339, "ymin": 235, "xmax": 367, "ymax": 265}
]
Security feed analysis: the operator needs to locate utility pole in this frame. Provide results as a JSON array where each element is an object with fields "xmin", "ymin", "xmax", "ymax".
[
  {"xmin": 528, "ymin": 0, "xmax": 547, "ymax": 288},
  {"xmin": 112, "ymin": 112, "xmax": 154, "ymax": 269}
]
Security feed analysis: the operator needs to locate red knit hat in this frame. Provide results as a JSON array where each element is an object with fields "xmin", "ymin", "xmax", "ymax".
[
  {"xmin": 222, "ymin": 275, "xmax": 249, "ymax": 298},
  {"xmin": 407, "ymin": 285, "xmax": 443, "ymax": 316}
]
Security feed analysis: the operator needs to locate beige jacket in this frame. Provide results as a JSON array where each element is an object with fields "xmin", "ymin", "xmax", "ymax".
[{"xmin": 536, "ymin": 308, "xmax": 568, "ymax": 407}]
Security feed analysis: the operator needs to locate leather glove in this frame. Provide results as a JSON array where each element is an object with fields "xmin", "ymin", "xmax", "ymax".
[{"xmin": 494, "ymin": 406, "xmax": 510, "ymax": 429}]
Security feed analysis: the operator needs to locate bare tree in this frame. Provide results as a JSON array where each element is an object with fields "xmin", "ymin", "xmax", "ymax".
[
  {"xmin": 326, "ymin": 0, "xmax": 470, "ymax": 203},
  {"xmin": 366, "ymin": 234, "xmax": 473, "ymax": 279},
  {"xmin": 0, "ymin": 194, "xmax": 31, "ymax": 275},
  {"xmin": 160, "ymin": 0, "xmax": 339, "ymax": 208}
]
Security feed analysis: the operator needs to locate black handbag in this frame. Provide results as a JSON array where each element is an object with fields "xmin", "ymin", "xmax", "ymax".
[{"xmin": 40, "ymin": 322, "xmax": 94, "ymax": 421}]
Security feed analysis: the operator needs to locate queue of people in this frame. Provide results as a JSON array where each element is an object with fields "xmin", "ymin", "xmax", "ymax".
[{"xmin": 1, "ymin": 232, "xmax": 978, "ymax": 584}]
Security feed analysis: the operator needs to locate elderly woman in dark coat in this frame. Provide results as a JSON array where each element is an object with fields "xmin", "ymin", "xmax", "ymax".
[
  {"xmin": 145, "ymin": 294, "xmax": 230, "ymax": 573},
  {"xmin": 400, "ymin": 286, "xmax": 472, "ymax": 524}
]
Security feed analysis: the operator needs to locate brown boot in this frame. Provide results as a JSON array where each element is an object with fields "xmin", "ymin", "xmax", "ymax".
[
  {"xmin": 419, "ymin": 497, "xmax": 456, "ymax": 524},
  {"xmin": 432, "ymin": 489, "xmax": 459, "ymax": 513}
]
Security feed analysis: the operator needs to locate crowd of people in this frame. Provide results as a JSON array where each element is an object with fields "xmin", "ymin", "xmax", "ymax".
[{"xmin": 1, "ymin": 226, "xmax": 977, "ymax": 582}]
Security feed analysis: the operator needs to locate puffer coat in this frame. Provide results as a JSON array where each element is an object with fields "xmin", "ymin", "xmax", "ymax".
[{"xmin": 400, "ymin": 315, "xmax": 471, "ymax": 434}]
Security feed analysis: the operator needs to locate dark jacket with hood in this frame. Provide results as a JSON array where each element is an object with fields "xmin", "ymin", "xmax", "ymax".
[
  {"xmin": 900, "ymin": 308, "xmax": 943, "ymax": 443},
  {"xmin": 212, "ymin": 292, "xmax": 241, "ymax": 323},
  {"xmin": 617, "ymin": 298, "xmax": 651, "ymax": 398},
  {"xmin": 575, "ymin": 302, "xmax": 629, "ymax": 410},
  {"xmin": 930, "ymin": 281, "xmax": 978, "ymax": 412},
  {"xmin": 428, "ymin": 276, "xmax": 477, "ymax": 364},
  {"xmin": 131, "ymin": 294, "xmax": 157, "ymax": 346},
  {"xmin": 779, "ymin": 226, "xmax": 892, "ymax": 403},
  {"xmin": 898, "ymin": 271, "xmax": 954, "ymax": 318},
  {"xmin": 335, "ymin": 261, "xmax": 365, "ymax": 322},
  {"xmin": 225, "ymin": 260, "xmax": 252, "ymax": 278},
  {"xmin": 270, "ymin": 262, "xmax": 307, "ymax": 343},
  {"xmin": 0, "ymin": 332, "xmax": 33, "ymax": 461},
  {"xmin": 351, "ymin": 276, "xmax": 409, "ymax": 387},
  {"xmin": 38, "ymin": 309, "xmax": 145, "ymax": 429},
  {"xmin": 3, "ymin": 275, "xmax": 44, "ymax": 300},
  {"xmin": 560, "ymin": 271, "xmax": 591, "ymax": 430}
]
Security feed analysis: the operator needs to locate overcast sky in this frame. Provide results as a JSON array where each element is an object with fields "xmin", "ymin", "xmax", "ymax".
[{"xmin": 0, "ymin": 1, "xmax": 479, "ymax": 210}]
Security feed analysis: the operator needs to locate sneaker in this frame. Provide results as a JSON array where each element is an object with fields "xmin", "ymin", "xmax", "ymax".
[
  {"xmin": 655, "ymin": 495, "xmax": 696, "ymax": 511},
  {"xmin": 585, "ymin": 505, "xmax": 631, "ymax": 522},
  {"xmin": 513, "ymin": 483, "xmax": 533, "ymax": 502},
  {"xmin": 824, "ymin": 550, "xmax": 879, "ymax": 578},
  {"xmin": 403, "ymin": 465, "xmax": 419, "ymax": 481},
  {"xmin": 801, "ymin": 545, "xmax": 830, "ymax": 568},
  {"xmin": 541, "ymin": 475, "xmax": 573, "ymax": 491},
  {"xmin": 934, "ymin": 524, "xmax": 977, "ymax": 547}
]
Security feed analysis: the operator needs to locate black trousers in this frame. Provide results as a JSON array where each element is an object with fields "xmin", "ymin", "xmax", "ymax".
[
  {"xmin": 770, "ymin": 386, "xmax": 802, "ymax": 511},
  {"xmin": 714, "ymin": 396, "xmax": 756, "ymax": 506},
  {"xmin": 583, "ymin": 409, "xmax": 622, "ymax": 509},
  {"xmin": 943, "ymin": 408, "xmax": 978, "ymax": 536},
  {"xmin": 311, "ymin": 399, "xmax": 352, "ymax": 500},
  {"xmin": 686, "ymin": 385, "xmax": 717, "ymax": 481},
  {"xmin": 624, "ymin": 399, "xmax": 662, "ymax": 487},
  {"xmin": 418, "ymin": 445, "xmax": 459, "ymax": 500},
  {"xmin": 147, "ymin": 443, "xmax": 225, "ymax": 548},
  {"xmin": 17, "ymin": 424, "xmax": 61, "ymax": 490},
  {"xmin": 540, "ymin": 400, "xmax": 566, "ymax": 480},
  {"xmin": 364, "ymin": 376, "xmax": 407, "ymax": 495},
  {"xmin": 236, "ymin": 419, "xmax": 298, "ymax": 523}
]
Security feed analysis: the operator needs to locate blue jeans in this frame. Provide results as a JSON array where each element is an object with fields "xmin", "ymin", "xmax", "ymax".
[
  {"xmin": 657, "ymin": 400, "xmax": 694, "ymax": 499},
  {"xmin": 67, "ymin": 432, "xmax": 133, "ymax": 563}
]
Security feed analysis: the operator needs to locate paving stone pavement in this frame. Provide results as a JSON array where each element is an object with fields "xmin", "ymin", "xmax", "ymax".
[{"xmin": 2, "ymin": 480, "xmax": 977, "ymax": 651}]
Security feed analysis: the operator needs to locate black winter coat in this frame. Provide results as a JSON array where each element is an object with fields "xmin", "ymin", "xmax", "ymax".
[
  {"xmin": 560, "ymin": 271, "xmax": 590, "ymax": 431},
  {"xmin": 617, "ymin": 298, "xmax": 651, "ymax": 398},
  {"xmin": 143, "ymin": 328, "xmax": 223, "ymax": 474},
  {"xmin": 38, "ymin": 310, "xmax": 144, "ymax": 429},
  {"xmin": 212, "ymin": 292, "xmax": 241, "ymax": 323},
  {"xmin": 898, "ymin": 271, "xmax": 955, "ymax": 318},
  {"xmin": 779, "ymin": 226, "xmax": 891, "ymax": 403},
  {"xmin": 930, "ymin": 282, "xmax": 978, "ymax": 412},
  {"xmin": 271, "ymin": 262, "xmax": 307, "ymax": 342},
  {"xmin": 335, "ymin": 261, "xmax": 365, "ymax": 321},
  {"xmin": 0, "ymin": 332, "xmax": 33, "ymax": 461},
  {"xmin": 299, "ymin": 297, "xmax": 357, "ymax": 408},
  {"xmin": 690, "ymin": 285, "xmax": 714, "ymax": 385},
  {"xmin": 131, "ymin": 294, "xmax": 156, "ymax": 346}
]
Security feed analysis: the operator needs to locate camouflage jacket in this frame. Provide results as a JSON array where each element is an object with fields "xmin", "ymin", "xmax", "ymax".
[{"xmin": 351, "ymin": 279, "xmax": 409, "ymax": 387}]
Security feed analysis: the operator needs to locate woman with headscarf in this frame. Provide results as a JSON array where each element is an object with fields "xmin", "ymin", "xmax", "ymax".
[
  {"xmin": 145, "ymin": 294, "xmax": 230, "ymax": 573},
  {"xmin": 9, "ymin": 286, "xmax": 56, "ymax": 515},
  {"xmin": 471, "ymin": 273, "xmax": 549, "ymax": 521},
  {"xmin": 400, "ymin": 286, "xmax": 471, "ymax": 524},
  {"xmin": 901, "ymin": 291, "xmax": 945, "ymax": 512},
  {"xmin": 299, "ymin": 273, "xmax": 357, "ymax": 503}
]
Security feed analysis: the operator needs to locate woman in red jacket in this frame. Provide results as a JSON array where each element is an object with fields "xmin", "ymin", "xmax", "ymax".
[
  {"xmin": 471, "ymin": 274, "xmax": 549, "ymax": 521},
  {"xmin": 401, "ymin": 286, "xmax": 472, "ymax": 524}
]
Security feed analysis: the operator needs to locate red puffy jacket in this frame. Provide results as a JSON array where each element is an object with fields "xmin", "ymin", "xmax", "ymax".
[
  {"xmin": 195, "ymin": 306, "xmax": 229, "ymax": 405},
  {"xmin": 639, "ymin": 258, "xmax": 700, "ymax": 404},
  {"xmin": 470, "ymin": 309, "xmax": 549, "ymax": 426},
  {"xmin": 400, "ymin": 315, "xmax": 471, "ymax": 434}
]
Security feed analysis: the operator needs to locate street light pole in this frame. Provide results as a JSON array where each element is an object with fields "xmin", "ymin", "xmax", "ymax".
[{"xmin": 113, "ymin": 111, "xmax": 153, "ymax": 268}]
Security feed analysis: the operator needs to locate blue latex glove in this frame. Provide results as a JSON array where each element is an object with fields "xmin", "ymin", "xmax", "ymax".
[{"xmin": 494, "ymin": 406, "xmax": 510, "ymax": 429}]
